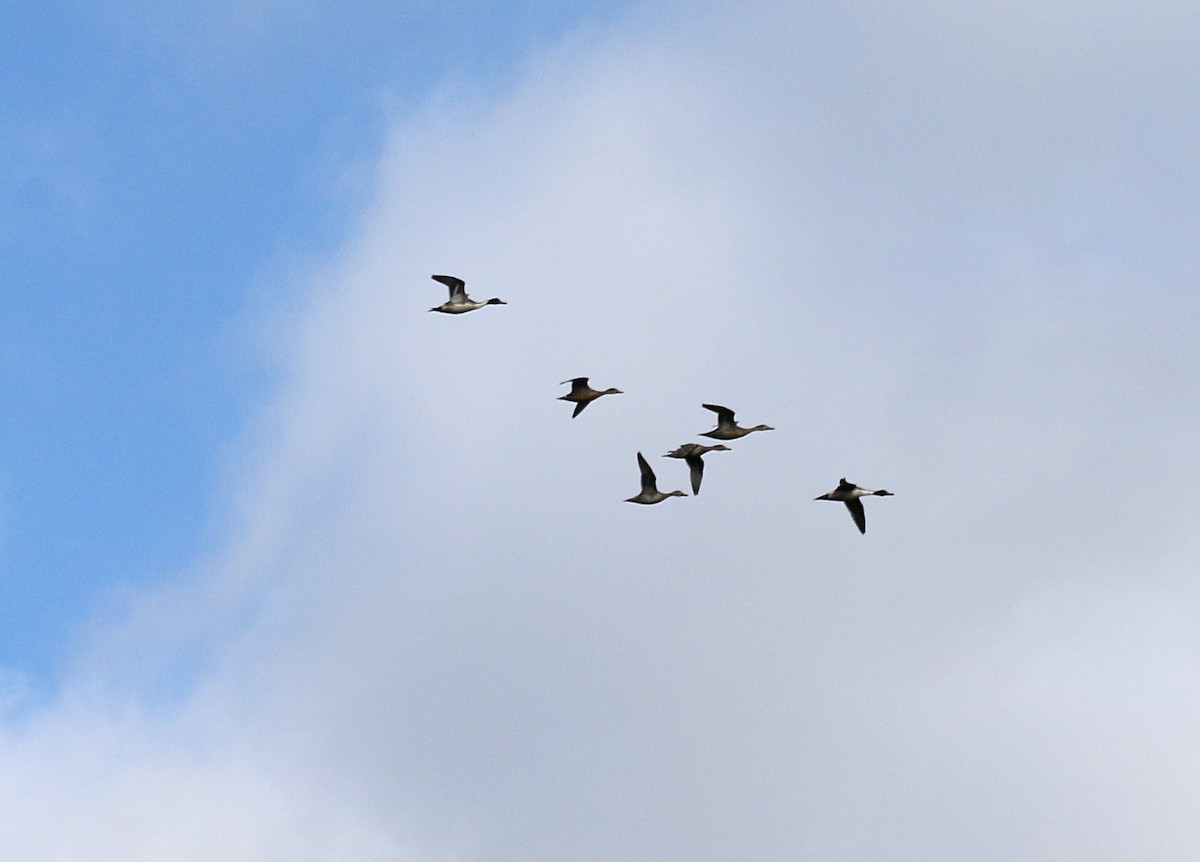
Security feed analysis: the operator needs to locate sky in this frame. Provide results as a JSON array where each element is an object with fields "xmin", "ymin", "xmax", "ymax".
[{"xmin": 2, "ymin": 0, "xmax": 1200, "ymax": 859}]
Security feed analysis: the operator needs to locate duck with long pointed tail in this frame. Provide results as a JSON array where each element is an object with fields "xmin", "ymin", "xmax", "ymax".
[
  {"xmin": 664, "ymin": 443, "xmax": 729, "ymax": 495},
  {"xmin": 428, "ymin": 274, "xmax": 507, "ymax": 314},
  {"xmin": 815, "ymin": 478, "xmax": 893, "ymax": 534},
  {"xmin": 558, "ymin": 377, "xmax": 623, "ymax": 418},
  {"xmin": 699, "ymin": 404, "xmax": 774, "ymax": 441},
  {"xmin": 625, "ymin": 452, "xmax": 687, "ymax": 504}
]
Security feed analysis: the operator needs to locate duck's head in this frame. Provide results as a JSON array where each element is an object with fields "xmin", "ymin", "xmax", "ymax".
[
  {"xmin": 873, "ymin": 489, "xmax": 894, "ymax": 496},
  {"xmin": 486, "ymin": 297, "xmax": 507, "ymax": 305}
]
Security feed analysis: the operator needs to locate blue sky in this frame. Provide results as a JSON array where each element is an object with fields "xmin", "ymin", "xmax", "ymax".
[
  {"xmin": 3, "ymin": 1, "xmax": 1200, "ymax": 859},
  {"xmin": 0, "ymin": 0, "xmax": 625, "ymax": 682}
]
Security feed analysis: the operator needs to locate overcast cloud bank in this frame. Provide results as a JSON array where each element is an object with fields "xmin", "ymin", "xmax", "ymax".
[{"xmin": 3, "ymin": 1, "xmax": 1200, "ymax": 859}]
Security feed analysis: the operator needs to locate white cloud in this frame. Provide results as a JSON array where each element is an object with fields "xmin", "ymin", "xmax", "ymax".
[{"xmin": 5, "ymin": 1, "xmax": 1200, "ymax": 859}]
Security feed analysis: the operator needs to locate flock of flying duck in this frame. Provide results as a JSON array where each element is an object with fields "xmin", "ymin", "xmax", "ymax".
[{"xmin": 429, "ymin": 274, "xmax": 893, "ymax": 534}]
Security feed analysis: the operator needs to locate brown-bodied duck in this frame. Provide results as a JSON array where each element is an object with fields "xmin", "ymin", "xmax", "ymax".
[
  {"xmin": 699, "ymin": 404, "xmax": 774, "ymax": 440},
  {"xmin": 625, "ymin": 452, "xmax": 687, "ymax": 504},
  {"xmin": 663, "ymin": 443, "xmax": 730, "ymax": 495},
  {"xmin": 558, "ymin": 377, "xmax": 623, "ymax": 418}
]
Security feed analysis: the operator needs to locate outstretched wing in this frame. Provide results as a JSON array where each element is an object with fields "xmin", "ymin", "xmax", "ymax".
[
  {"xmin": 701, "ymin": 403, "xmax": 735, "ymax": 423},
  {"xmin": 845, "ymin": 498, "xmax": 867, "ymax": 534},
  {"xmin": 431, "ymin": 274, "xmax": 467, "ymax": 300},
  {"xmin": 686, "ymin": 454, "xmax": 705, "ymax": 495},
  {"xmin": 636, "ymin": 452, "xmax": 657, "ymax": 493}
]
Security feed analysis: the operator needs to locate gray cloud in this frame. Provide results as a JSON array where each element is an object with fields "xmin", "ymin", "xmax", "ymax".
[{"xmin": 4, "ymin": 1, "xmax": 1200, "ymax": 859}]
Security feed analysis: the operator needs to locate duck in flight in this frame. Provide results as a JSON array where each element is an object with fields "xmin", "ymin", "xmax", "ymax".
[
  {"xmin": 558, "ymin": 377, "xmax": 623, "ymax": 418},
  {"xmin": 663, "ymin": 443, "xmax": 730, "ymax": 495},
  {"xmin": 815, "ymin": 478, "xmax": 893, "ymax": 534},
  {"xmin": 625, "ymin": 452, "xmax": 687, "ymax": 504},
  {"xmin": 428, "ymin": 274, "xmax": 507, "ymax": 314},
  {"xmin": 699, "ymin": 404, "xmax": 774, "ymax": 441}
]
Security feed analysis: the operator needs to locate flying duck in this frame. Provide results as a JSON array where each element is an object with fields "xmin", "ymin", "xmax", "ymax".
[
  {"xmin": 815, "ymin": 478, "xmax": 893, "ymax": 534},
  {"xmin": 558, "ymin": 377, "xmax": 623, "ymax": 418},
  {"xmin": 663, "ymin": 443, "xmax": 730, "ymax": 495},
  {"xmin": 428, "ymin": 274, "xmax": 507, "ymax": 314},
  {"xmin": 625, "ymin": 452, "xmax": 687, "ymax": 504},
  {"xmin": 699, "ymin": 404, "xmax": 774, "ymax": 440}
]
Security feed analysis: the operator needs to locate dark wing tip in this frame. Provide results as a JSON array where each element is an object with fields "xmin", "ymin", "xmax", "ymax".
[
  {"xmin": 636, "ymin": 451, "xmax": 657, "ymax": 490},
  {"xmin": 846, "ymin": 499, "xmax": 867, "ymax": 534},
  {"xmin": 431, "ymin": 274, "xmax": 466, "ymax": 296}
]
